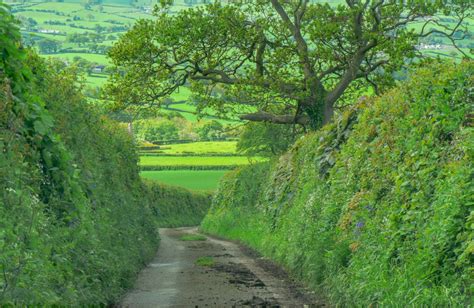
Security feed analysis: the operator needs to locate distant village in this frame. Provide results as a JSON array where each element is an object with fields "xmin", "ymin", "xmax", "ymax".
[{"xmin": 415, "ymin": 43, "xmax": 449, "ymax": 50}]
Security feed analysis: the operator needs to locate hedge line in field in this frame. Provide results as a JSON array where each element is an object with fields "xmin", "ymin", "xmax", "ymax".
[
  {"xmin": 139, "ymin": 152, "xmax": 241, "ymax": 157},
  {"xmin": 140, "ymin": 165, "xmax": 238, "ymax": 171}
]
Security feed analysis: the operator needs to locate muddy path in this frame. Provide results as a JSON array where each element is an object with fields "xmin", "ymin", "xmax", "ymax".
[{"xmin": 120, "ymin": 227, "xmax": 324, "ymax": 307}]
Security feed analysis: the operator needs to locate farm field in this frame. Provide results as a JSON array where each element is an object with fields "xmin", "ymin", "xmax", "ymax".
[
  {"xmin": 140, "ymin": 170, "xmax": 227, "ymax": 191},
  {"xmin": 138, "ymin": 141, "xmax": 263, "ymax": 190},
  {"xmin": 47, "ymin": 52, "xmax": 109, "ymax": 64}
]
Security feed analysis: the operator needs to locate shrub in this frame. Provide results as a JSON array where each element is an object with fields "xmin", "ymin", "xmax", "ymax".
[{"xmin": 134, "ymin": 118, "xmax": 180, "ymax": 143}]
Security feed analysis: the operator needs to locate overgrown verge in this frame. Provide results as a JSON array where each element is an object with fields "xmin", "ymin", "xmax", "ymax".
[
  {"xmin": 0, "ymin": 7, "xmax": 209, "ymax": 304},
  {"xmin": 202, "ymin": 61, "xmax": 473, "ymax": 306}
]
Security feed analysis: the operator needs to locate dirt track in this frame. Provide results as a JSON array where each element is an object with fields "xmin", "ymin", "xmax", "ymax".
[{"xmin": 120, "ymin": 227, "xmax": 323, "ymax": 307}]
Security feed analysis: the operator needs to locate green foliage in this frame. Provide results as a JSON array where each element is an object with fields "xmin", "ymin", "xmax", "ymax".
[
  {"xmin": 195, "ymin": 256, "xmax": 214, "ymax": 267},
  {"xmin": 1, "ymin": 55, "xmax": 158, "ymax": 304},
  {"xmin": 135, "ymin": 118, "xmax": 180, "ymax": 143},
  {"xmin": 142, "ymin": 180, "xmax": 211, "ymax": 227},
  {"xmin": 140, "ymin": 155, "xmax": 259, "ymax": 167},
  {"xmin": 0, "ymin": 10, "xmax": 210, "ymax": 304},
  {"xmin": 108, "ymin": 0, "xmax": 471, "ymax": 129},
  {"xmin": 141, "ymin": 165, "xmax": 241, "ymax": 171},
  {"xmin": 145, "ymin": 141, "xmax": 237, "ymax": 155},
  {"xmin": 237, "ymin": 122, "xmax": 297, "ymax": 157},
  {"xmin": 202, "ymin": 61, "xmax": 473, "ymax": 306},
  {"xmin": 196, "ymin": 120, "xmax": 224, "ymax": 141},
  {"xmin": 37, "ymin": 39, "xmax": 60, "ymax": 54}
]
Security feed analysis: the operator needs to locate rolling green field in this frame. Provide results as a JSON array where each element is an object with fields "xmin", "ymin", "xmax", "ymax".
[
  {"xmin": 9, "ymin": 0, "xmax": 241, "ymax": 124},
  {"xmin": 47, "ymin": 52, "xmax": 109, "ymax": 64},
  {"xmin": 138, "ymin": 141, "xmax": 264, "ymax": 190},
  {"xmin": 10, "ymin": 0, "xmax": 145, "ymax": 87},
  {"xmin": 140, "ymin": 170, "xmax": 227, "ymax": 191}
]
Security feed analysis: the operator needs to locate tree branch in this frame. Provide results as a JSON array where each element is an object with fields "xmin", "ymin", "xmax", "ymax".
[
  {"xmin": 240, "ymin": 111, "xmax": 309, "ymax": 125},
  {"xmin": 270, "ymin": 0, "xmax": 325, "ymax": 95}
]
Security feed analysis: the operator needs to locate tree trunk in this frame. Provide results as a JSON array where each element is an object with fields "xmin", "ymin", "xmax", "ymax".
[
  {"xmin": 322, "ymin": 101, "xmax": 334, "ymax": 126},
  {"xmin": 302, "ymin": 92, "xmax": 332, "ymax": 130}
]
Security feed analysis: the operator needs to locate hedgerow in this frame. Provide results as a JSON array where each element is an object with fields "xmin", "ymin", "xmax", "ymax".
[
  {"xmin": 140, "ymin": 165, "xmax": 239, "ymax": 171},
  {"xmin": 143, "ymin": 180, "xmax": 212, "ymax": 227},
  {"xmin": 0, "ymin": 7, "xmax": 209, "ymax": 304},
  {"xmin": 202, "ymin": 60, "xmax": 473, "ymax": 306}
]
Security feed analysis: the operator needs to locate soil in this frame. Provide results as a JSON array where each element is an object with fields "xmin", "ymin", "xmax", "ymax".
[{"xmin": 119, "ymin": 227, "xmax": 325, "ymax": 307}]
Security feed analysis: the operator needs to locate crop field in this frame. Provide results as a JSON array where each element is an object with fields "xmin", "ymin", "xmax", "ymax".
[
  {"xmin": 9, "ymin": 0, "xmax": 148, "ymax": 87},
  {"xmin": 140, "ymin": 170, "xmax": 227, "ymax": 191}
]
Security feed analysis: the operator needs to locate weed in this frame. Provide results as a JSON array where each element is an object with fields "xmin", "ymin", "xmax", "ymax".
[{"xmin": 195, "ymin": 256, "xmax": 215, "ymax": 267}]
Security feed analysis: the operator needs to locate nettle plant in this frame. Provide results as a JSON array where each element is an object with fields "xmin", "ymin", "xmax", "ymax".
[{"xmin": 108, "ymin": 0, "xmax": 472, "ymax": 130}]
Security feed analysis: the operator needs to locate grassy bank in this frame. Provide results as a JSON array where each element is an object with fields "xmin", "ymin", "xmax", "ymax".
[
  {"xmin": 0, "ymin": 12, "xmax": 210, "ymax": 304},
  {"xmin": 143, "ymin": 181, "xmax": 211, "ymax": 227},
  {"xmin": 201, "ymin": 61, "xmax": 473, "ymax": 306}
]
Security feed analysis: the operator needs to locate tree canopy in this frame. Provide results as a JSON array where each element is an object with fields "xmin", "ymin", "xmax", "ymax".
[{"xmin": 107, "ymin": 0, "xmax": 472, "ymax": 129}]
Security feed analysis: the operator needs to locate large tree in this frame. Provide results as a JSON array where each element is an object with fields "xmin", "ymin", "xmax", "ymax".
[{"xmin": 107, "ymin": 0, "xmax": 472, "ymax": 129}]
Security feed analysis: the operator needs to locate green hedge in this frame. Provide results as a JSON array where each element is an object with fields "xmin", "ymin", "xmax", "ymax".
[
  {"xmin": 201, "ymin": 61, "xmax": 473, "ymax": 306},
  {"xmin": 143, "ymin": 180, "xmax": 212, "ymax": 227},
  {"xmin": 141, "ymin": 165, "xmax": 238, "ymax": 171},
  {"xmin": 0, "ymin": 11, "xmax": 210, "ymax": 304},
  {"xmin": 139, "ymin": 152, "xmax": 240, "ymax": 157}
]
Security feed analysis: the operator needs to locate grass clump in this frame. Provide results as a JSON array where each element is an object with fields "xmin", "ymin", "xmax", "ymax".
[
  {"xmin": 180, "ymin": 234, "xmax": 207, "ymax": 241},
  {"xmin": 195, "ymin": 257, "xmax": 215, "ymax": 267}
]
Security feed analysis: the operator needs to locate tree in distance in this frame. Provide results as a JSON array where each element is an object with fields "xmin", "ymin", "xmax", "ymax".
[{"xmin": 107, "ymin": 0, "xmax": 472, "ymax": 130}]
